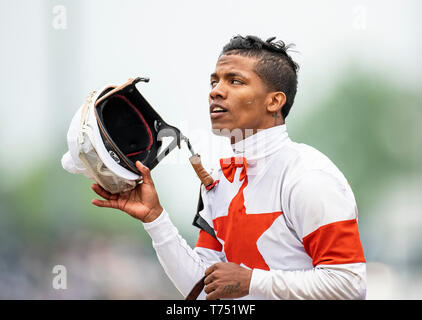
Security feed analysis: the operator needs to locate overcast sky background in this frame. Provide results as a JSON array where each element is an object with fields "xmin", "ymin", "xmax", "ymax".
[{"xmin": 1, "ymin": 0, "xmax": 421, "ymax": 177}]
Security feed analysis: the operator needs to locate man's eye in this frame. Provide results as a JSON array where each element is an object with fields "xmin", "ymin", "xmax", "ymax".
[
  {"xmin": 210, "ymin": 80, "xmax": 218, "ymax": 88},
  {"xmin": 231, "ymin": 79, "xmax": 243, "ymax": 85}
]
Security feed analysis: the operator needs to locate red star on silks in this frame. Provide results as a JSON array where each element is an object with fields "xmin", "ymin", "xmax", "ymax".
[{"xmin": 213, "ymin": 157, "xmax": 282, "ymax": 270}]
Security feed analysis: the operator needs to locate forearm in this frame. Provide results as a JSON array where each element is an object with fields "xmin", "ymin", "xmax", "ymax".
[
  {"xmin": 142, "ymin": 209, "xmax": 217, "ymax": 297},
  {"xmin": 249, "ymin": 263, "xmax": 366, "ymax": 300}
]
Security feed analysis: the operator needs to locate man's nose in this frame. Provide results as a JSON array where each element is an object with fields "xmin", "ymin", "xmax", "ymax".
[{"xmin": 209, "ymin": 82, "xmax": 227, "ymax": 101}]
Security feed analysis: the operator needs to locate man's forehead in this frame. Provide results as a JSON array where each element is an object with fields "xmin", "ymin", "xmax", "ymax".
[{"xmin": 212, "ymin": 54, "xmax": 257, "ymax": 76}]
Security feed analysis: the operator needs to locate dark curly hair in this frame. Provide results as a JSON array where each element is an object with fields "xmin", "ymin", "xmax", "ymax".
[{"xmin": 221, "ymin": 35, "xmax": 299, "ymax": 119}]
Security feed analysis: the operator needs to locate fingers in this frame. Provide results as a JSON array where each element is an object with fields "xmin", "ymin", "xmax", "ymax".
[
  {"xmin": 205, "ymin": 289, "xmax": 220, "ymax": 300},
  {"xmin": 91, "ymin": 184, "xmax": 118, "ymax": 209},
  {"xmin": 203, "ymin": 263, "xmax": 248, "ymax": 300},
  {"xmin": 204, "ymin": 273, "xmax": 218, "ymax": 299},
  {"xmin": 91, "ymin": 183, "xmax": 112, "ymax": 200},
  {"xmin": 204, "ymin": 263, "xmax": 218, "ymax": 299},
  {"xmin": 91, "ymin": 198, "xmax": 116, "ymax": 209},
  {"xmin": 205, "ymin": 263, "xmax": 218, "ymax": 276},
  {"xmin": 135, "ymin": 161, "xmax": 153, "ymax": 184},
  {"xmin": 204, "ymin": 273, "xmax": 214, "ymax": 285},
  {"xmin": 204, "ymin": 283, "xmax": 218, "ymax": 300}
]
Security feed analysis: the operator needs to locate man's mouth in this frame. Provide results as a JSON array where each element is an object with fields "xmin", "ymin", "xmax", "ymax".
[{"xmin": 210, "ymin": 103, "xmax": 228, "ymax": 114}]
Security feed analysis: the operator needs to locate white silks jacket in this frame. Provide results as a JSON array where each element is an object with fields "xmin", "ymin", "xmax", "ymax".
[{"xmin": 142, "ymin": 125, "xmax": 366, "ymax": 300}]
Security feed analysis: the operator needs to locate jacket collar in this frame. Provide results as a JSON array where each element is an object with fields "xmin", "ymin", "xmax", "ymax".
[{"xmin": 230, "ymin": 125, "xmax": 289, "ymax": 161}]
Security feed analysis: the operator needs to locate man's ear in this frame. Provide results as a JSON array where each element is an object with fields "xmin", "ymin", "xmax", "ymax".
[{"xmin": 266, "ymin": 91, "xmax": 286, "ymax": 113}]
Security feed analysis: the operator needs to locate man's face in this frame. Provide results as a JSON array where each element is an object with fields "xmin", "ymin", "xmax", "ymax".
[{"xmin": 209, "ymin": 54, "xmax": 272, "ymax": 136}]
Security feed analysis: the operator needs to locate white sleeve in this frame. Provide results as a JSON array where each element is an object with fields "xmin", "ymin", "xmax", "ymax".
[
  {"xmin": 249, "ymin": 169, "xmax": 367, "ymax": 300},
  {"xmin": 142, "ymin": 209, "xmax": 224, "ymax": 298},
  {"xmin": 249, "ymin": 263, "xmax": 366, "ymax": 300}
]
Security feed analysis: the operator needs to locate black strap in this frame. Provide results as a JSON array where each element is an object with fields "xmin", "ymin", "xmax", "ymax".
[
  {"xmin": 186, "ymin": 188, "xmax": 219, "ymax": 300},
  {"xmin": 185, "ymin": 276, "xmax": 205, "ymax": 300},
  {"xmin": 192, "ymin": 188, "xmax": 217, "ymax": 239}
]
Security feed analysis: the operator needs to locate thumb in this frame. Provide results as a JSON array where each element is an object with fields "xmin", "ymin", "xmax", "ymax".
[{"xmin": 136, "ymin": 161, "xmax": 153, "ymax": 184}]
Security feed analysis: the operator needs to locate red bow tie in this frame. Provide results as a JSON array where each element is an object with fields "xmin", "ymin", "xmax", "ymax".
[{"xmin": 220, "ymin": 156, "xmax": 248, "ymax": 183}]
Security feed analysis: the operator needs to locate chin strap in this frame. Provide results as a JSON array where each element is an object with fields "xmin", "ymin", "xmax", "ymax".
[
  {"xmin": 181, "ymin": 134, "xmax": 218, "ymax": 191},
  {"xmin": 180, "ymin": 135, "xmax": 219, "ymax": 300}
]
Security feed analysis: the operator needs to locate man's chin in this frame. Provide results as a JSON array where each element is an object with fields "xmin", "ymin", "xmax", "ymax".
[
  {"xmin": 211, "ymin": 122, "xmax": 231, "ymax": 136},
  {"xmin": 211, "ymin": 127, "xmax": 230, "ymax": 137}
]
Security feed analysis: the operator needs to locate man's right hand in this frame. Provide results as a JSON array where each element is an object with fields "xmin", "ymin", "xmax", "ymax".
[{"xmin": 91, "ymin": 161, "xmax": 163, "ymax": 223}]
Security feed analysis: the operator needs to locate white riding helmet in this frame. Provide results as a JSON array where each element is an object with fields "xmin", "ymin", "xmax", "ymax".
[{"xmin": 61, "ymin": 77, "xmax": 182, "ymax": 194}]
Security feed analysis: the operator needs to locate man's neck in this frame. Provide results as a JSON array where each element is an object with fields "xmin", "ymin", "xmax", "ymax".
[{"xmin": 229, "ymin": 121, "xmax": 285, "ymax": 145}]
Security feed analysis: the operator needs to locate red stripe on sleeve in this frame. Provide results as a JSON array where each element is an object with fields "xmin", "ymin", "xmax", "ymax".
[
  {"xmin": 302, "ymin": 219, "xmax": 366, "ymax": 267},
  {"xmin": 195, "ymin": 230, "xmax": 223, "ymax": 252}
]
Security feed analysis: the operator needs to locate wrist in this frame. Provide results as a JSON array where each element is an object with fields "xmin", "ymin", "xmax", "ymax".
[
  {"xmin": 243, "ymin": 269, "xmax": 253, "ymax": 295},
  {"xmin": 142, "ymin": 205, "xmax": 163, "ymax": 223}
]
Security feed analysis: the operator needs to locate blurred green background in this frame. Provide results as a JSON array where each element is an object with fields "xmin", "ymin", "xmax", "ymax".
[{"xmin": 1, "ymin": 0, "xmax": 421, "ymax": 299}]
